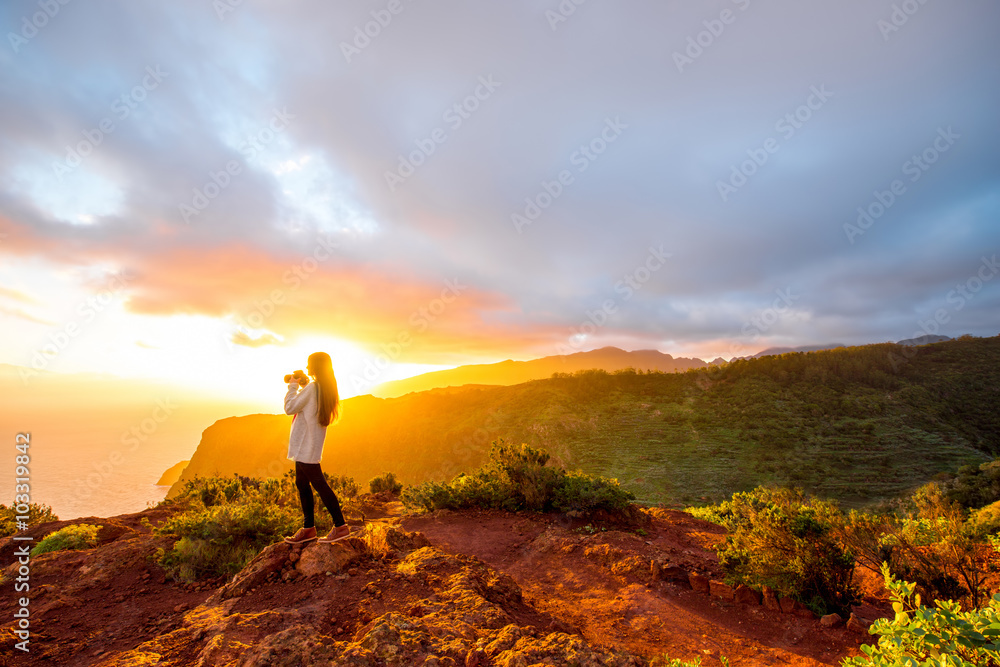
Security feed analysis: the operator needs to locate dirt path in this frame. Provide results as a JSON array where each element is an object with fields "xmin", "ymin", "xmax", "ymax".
[{"xmin": 401, "ymin": 508, "xmax": 871, "ymax": 666}]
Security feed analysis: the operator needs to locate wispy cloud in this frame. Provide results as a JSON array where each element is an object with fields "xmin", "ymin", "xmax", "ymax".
[{"xmin": 0, "ymin": 304, "xmax": 55, "ymax": 326}]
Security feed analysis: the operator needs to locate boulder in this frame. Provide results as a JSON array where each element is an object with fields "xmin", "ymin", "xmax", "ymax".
[
  {"xmin": 734, "ymin": 584, "xmax": 761, "ymax": 606},
  {"xmin": 688, "ymin": 572, "xmax": 710, "ymax": 594},
  {"xmin": 295, "ymin": 541, "xmax": 361, "ymax": 577},
  {"xmin": 821, "ymin": 613, "xmax": 843, "ymax": 628},
  {"xmin": 237, "ymin": 623, "xmax": 340, "ymax": 666},
  {"xmin": 779, "ymin": 597, "xmax": 797, "ymax": 614},
  {"xmin": 709, "ymin": 581, "xmax": 735, "ymax": 601},
  {"xmin": 762, "ymin": 586, "xmax": 780, "ymax": 612},
  {"xmin": 362, "ymin": 522, "xmax": 430, "ymax": 559},
  {"xmin": 220, "ymin": 542, "xmax": 292, "ymax": 599},
  {"xmin": 847, "ymin": 613, "xmax": 871, "ymax": 634}
]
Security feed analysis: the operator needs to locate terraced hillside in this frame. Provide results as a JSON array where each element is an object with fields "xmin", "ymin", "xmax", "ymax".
[{"xmin": 169, "ymin": 336, "xmax": 1000, "ymax": 508}]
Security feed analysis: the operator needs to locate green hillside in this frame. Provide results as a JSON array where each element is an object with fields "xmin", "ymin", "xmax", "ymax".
[{"xmin": 170, "ymin": 336, "xmax": 1000, "ymax": 508}]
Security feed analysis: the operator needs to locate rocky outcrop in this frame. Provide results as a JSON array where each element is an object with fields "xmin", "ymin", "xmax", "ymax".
[
  {"xmin": 709, "ymin": 580, "xmax": 735, "ymax": 601},
  {"xmin": 762, "ymin": 586, "xmax": 780, "ymax": 611},
  {"xmin": 734, "ymin": 584, "xmax": 761, "ymax": 606},
  {"xmin": 821, "ymin": 613, "xmax": 844, "ymax": 628},
  {"xmin": 92, "ymin": 526, "xmax": 648, "ymax": 667},
  {"xmin": 847, "ymin": 613, "xmax": 872, "ymax": 634},
  {"xmin": 363, "ymin": 521, "xmax": 431, "ymax": 559},
  {"xmin": 688, "ymin": 572, "xmax": 710, "ymax": 593}
]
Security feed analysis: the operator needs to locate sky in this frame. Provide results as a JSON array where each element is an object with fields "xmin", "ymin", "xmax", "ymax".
[{"xmin": 1, "ymin": 0, "xmax": 999, "ymax": 404}]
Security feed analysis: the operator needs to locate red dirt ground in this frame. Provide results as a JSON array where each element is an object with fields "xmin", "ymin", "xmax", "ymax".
[
  {"xmin": 0, "ymin": 498, "xmax": 888, "ymax": 666},
  {"xmin": 397, "ymin": 504, "xmax": 881, "ymax": 666}
]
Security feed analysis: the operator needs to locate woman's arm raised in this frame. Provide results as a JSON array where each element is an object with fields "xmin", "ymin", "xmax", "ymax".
[{"xmin": 284, "ymin": 381, "xmax": 313, "ymax": 415}]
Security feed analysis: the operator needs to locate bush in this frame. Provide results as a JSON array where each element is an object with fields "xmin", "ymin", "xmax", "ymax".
[
  {"xmin": 0, "ymin": 502, "xmax": 58, "ymax": 538},
  {"xmin": 402, "ymin": 439, "xmax": 635, "ymax": 516},
  {"xmin": 324, "ymin": 472, "xmax": 360, "ymax": 500},
  {"xmin": 697, "ymin": 486, "xmax": 859, "ymax": 616},
  {"xmin": 940, "ymin": 459, "xmax": 1000, "ymax": 509},
  {"xmin": 843, "ymin": 564, "xmax": 1000, "ymax": 666},
  {"xmin": 155, "ymin": 473, "xmax": 358, "ymax": 580},
  {"xmin": 369, "ymin": 472, "xmax": 403, "ymax": 495},
  {"xmin": 970, "ymin": 500, "xmax": 1000, "ymax": 535},
  {"xmin": 838, "ymin": 483, "xmax": 996, "ymax": 610},
  {"xmin": 31, "ymin": 524, "xmax": 101, "ymax": 556}
]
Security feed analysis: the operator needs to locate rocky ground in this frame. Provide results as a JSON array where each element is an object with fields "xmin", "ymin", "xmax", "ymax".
[{"xmin": 0, "ymin": 497, "xmax": 885, "ymax": 666}]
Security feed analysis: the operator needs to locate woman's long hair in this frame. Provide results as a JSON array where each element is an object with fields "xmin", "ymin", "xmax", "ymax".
[{"xmin": 308, "ymin": 351, "xmax": 341, "ymax": 426}]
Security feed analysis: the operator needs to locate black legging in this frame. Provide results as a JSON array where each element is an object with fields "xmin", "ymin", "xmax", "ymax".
[{"xmin": 295, "ymin": 461, "xmax": 346, "ymax": 528}]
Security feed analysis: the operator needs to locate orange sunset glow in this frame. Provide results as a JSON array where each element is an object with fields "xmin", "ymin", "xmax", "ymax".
[{"xmin": 2, "ymin": 4, "xmax": 1000, "ymax": 666}]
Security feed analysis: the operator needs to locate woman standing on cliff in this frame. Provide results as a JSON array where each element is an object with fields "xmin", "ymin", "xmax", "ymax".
[{"xmin": 282, "ymin": 351, "xmax": 351, "ymax": 544}]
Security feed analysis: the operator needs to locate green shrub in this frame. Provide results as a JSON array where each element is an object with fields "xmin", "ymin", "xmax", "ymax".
[
  {"xmin": 402, "ymin": 439, "xmax": 635, "ymax": 516},
  {"xmin": 0, "ymin": 502, "xmax": 58, "ymax": 538},
  {"xmin": 839, "ymin": 483, "xmax": 994, "ymax": 610},
  {"xmin": 553, "ymin": 471, "xmax": 634, "ymax": 514},
  {"xmin": 699, "ymin": 486, "xmax": 859, "ymax": 616},
  {"xmin": 155, "ymin": 473, "xmax": 358, "ymax": 581},
  {"xmin": 970, "ymin": 500, "xmax": 1000, "ymax": 535},
  {"xmin": 940, "ymin": 459, "xmax": 1000, "ymax": 509},
  {"xmin": 369, "ymin": 472, "xmax": 403, "ymax": 495},
  {"xmin": 31, "ymin": 524, "xmax": 101, "ymax": 556},
  {"xmin": 324, "ymin": 472, "xmax": 360, "ymax": 500},
  {"xmin": 843, "ymin": 564, "xmax": 1000, "ymax": 666}
]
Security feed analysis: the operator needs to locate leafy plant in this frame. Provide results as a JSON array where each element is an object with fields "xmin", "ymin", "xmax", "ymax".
[
  {"xmin": 838, "ymin": 483, "xmax": 997, "ymax": 609},
  {"xmin": 402, "ymin": 439, "xmax": 635, "ymax": 516},
  {"xmin": 31, "ymin": 524, "xmax": 101, "ymax": 556},
  {"xmin": 0, "ymin": 502, "xmax": 58, "ymax": 538},
  {"xmin": 843, "ymin": 564, "xmax": 1000, "ymax": 666},
  {"xmin": 698, "ymin": 486, "xmax": 859, "ymax": 616},
  {"xmin": 369, "ymin": 471, "xmax": 403, "ymax": 495},
  {"xmin": 155, "ymin": 473, "xmax": 359, "ymax": 580}
]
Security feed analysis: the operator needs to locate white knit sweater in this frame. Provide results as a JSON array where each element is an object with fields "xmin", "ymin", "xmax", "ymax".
[{"xmin": 284, "ymin": 382, "xmax": 327, "ymax": 464}]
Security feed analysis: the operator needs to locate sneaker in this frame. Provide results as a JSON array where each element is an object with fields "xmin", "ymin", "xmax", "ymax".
[
  {"xmin": 318, "ymin": 524, "xmax": 351, "ymax": 543},
  {"xmin": 284, "ymin": 527, "xmax": 317, "ymax": 544}
]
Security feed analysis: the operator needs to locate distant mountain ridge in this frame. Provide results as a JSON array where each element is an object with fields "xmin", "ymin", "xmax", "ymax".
[
  {"xmin": 741, "ymin": 335, "xmax": 952, "ymax": 359},
  {"xmin": 372, "ymin": 346, "xmax": 708, "ymax": 397},
  {"xmin": 750, "ymin": 344, "xmax": 846, "ymax": 358},
  {"xmin": 897, "ymin": 335, "xmax": 952, "ymax": 346}
]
